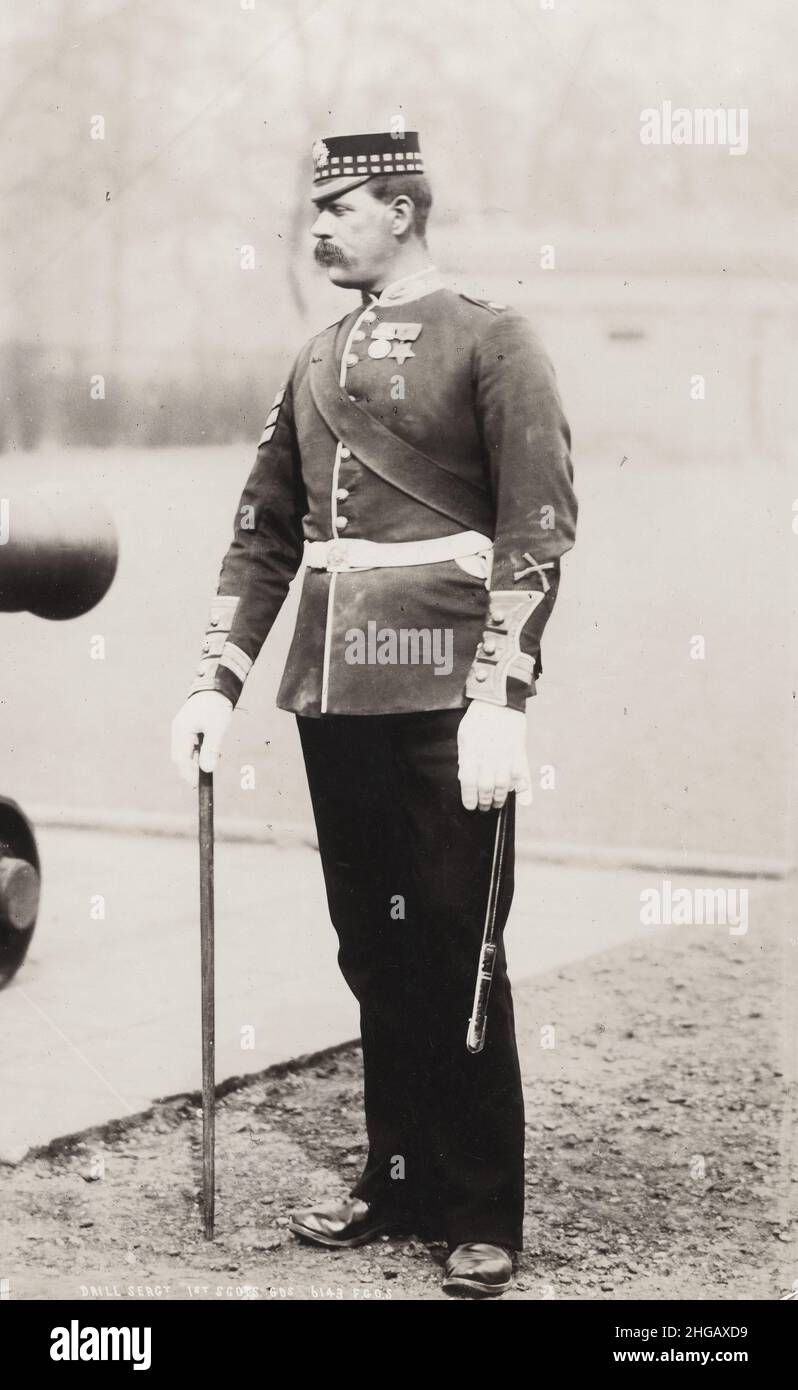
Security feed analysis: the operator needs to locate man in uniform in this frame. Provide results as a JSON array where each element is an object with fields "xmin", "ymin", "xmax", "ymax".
[{"xmin": 171, "ymin": 130, "xmax": 577, "ymax": 1298}]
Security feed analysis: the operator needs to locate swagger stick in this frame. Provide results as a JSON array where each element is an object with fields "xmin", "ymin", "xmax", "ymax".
[
  {"xmin": 198, "ymin": 741, "xmax": 215, "ymax": 1238},
  {"xmin": 466, "ymin": 799, "xmax": 511, "ymax": 1054}
]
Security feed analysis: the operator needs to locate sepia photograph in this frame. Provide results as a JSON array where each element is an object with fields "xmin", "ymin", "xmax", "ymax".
[{"xmin": 1, "ymin": 0, "xmax": 796, "ymax": 1354}]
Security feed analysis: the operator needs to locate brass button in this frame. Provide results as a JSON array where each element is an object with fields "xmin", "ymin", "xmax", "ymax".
[
  {"xmin": 348, "ymin": 394, "xmax": 357, "ymax": 402},
  {"xmin": 352, "ymin": 331, "xmax": 366, "ymax": 342},
  {"xmin": 336, "ymin": 516, "xmax": 348, "ymax": 530},
  {"xmin": 335, "ymin": 488, "xmax": 349, "ymax": 501},
  {"xmin": 361, "ymin": 312, "xmax": 376, "ymax": 324},
  {"xmin": 346, "ymin": 353, "xmax": 359, "ymax": 367},
  {"xmin": 483, "ymin": 638, "xmax": 497, "ymax": 655},
  {"xmin": 209, "ymin": 618, "xmax": 218, "ymax": 627},
  {"xmin": 474, "ymin": 671, "xmax": 488, "ymax": 682},
  {"xmin": 340, "ymin": 447, "xmax": 351, "ymax": 460},
  {"xmin": 490, "ymin": 610, "xmax": 504, "ymax": 625}
]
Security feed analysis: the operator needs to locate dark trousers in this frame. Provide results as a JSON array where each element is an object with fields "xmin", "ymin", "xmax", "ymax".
[{"xmin": 297, "ymin": 709, "xmax": 525, "ymax": 1250}]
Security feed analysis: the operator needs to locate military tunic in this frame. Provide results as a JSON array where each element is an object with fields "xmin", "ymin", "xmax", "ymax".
[{"xmin": 189, "ymin": 267, "xmax": 577, "ymax": 716}]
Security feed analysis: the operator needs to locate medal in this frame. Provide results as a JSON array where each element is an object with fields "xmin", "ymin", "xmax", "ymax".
[
  {"xmin": 367, "ymin": 339, "xmax": 392, "ymax": 359},
  {"xmin": 367, "ymin": 322, "xmax": 422, "ymax": 363},
  {"xmin": 389, "ymin": 341, "xmax": 415, "ymax": 364}
]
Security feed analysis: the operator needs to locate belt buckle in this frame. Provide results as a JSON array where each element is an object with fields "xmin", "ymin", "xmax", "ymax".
[{"xmin": 326, "ymin": 540, "xmax": 350, "ymax": 572}]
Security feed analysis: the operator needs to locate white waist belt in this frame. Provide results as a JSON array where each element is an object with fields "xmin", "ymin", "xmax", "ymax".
[{"xmin": 305, "ymin": 531, "xmax": 493, "ymax": 574}]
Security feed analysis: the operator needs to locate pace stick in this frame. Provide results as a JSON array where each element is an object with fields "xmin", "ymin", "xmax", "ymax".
[{"xmin": 198, "ymin": 752, "xmax": 215, "ymax": 1239}]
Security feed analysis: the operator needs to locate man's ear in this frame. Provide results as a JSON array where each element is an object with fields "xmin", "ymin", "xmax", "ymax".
[{"xmin": 389, "ymin": 195, "xmax": 415, "ymax": 238}]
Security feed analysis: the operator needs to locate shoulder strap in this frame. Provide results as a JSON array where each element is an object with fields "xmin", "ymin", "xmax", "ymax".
[
  {"xmin": 457, "ymin": 292, "xmax": 508, "ymax": 314},
  {"xmin": 308, "ymin": 325, "xmax": 493, "ymax": 535}
]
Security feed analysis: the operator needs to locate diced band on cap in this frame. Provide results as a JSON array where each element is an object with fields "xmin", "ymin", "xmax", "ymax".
[{"xmin": 311, "ymin": 131, "xmax": 424, "ymax": 199}]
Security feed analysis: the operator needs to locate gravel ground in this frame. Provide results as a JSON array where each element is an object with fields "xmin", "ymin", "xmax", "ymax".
[{"xmin": 2, "ymin": 899, "xmax": 796, "ymax": 1302}]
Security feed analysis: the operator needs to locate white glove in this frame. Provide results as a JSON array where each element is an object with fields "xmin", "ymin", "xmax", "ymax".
[
  {"xmin": 457, "ymin": 700, "xmax": 532, "ymax": 811},
  {"xmin": 171, "ymin": 690, "xmax": 233, "ymax": 788}
]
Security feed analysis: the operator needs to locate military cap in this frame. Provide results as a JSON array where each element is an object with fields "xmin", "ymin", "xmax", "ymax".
[{"xmin": 310, "ymin": 130, "xmax": 424, "ymax": 203}]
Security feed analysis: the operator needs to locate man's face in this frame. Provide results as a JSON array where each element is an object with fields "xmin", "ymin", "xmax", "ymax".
[{"xmin": 311, "ymin": 184, "xmax": 399, "ymax": 290}]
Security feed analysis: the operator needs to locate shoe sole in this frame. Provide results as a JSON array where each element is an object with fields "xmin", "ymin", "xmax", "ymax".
[
  {"xmin": 442, "ymin": 1274, "xmax": 513, "ymax": 1298},
  {"xmin": 288, "ymin": 1218, "xmax": 396, "ymax": 1249}
]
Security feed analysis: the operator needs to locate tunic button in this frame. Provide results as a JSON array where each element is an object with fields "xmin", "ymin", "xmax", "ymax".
[
  {"xmin": 490, "ymin": 610, "xmax": 504, "ymax": 625},
  {"xmin": 346, "ymin": 353, "xmax": 359, "ymax": 367},
  {"xmin": 474, "ymin": 671, "xmax": 488, "ymax": 682},
  {"xmin": 361, "ymin": 312, "xmax": 376, "ymax": 323},
  {"xmin": 340, "ymin": 447, "xmax": 351, "ymax": 459},
  {"xmin": 335, "ymin": 488, "xmax": 349, "ymax": 501},
  {"xmin": 482, "ymin": 638, "xmax": 497, "ymax": 655},
  {"xmin": 209, "ymin": 618, "xmax": 218, "ymax": 627},
  {"xmin": 336, "ymin": 516, "xmax": 348, "ymax": 529},
  {"xmin": 348, "ymin": 394, "xmax": 357, "ymax": 401},
  {"xmin": 352, "ymin": 331, "xmax": 366, "ymax": 342}
]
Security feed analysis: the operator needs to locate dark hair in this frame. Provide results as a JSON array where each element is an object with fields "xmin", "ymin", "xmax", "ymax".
[{"xmin": 366, "ymin": 174, "xmax": 433, "ymax": 240}]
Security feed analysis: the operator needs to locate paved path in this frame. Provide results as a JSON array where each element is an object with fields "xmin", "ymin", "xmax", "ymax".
[{"xmin": 0, "ymin": 826, "xmax": 773, "ymax": 1159}]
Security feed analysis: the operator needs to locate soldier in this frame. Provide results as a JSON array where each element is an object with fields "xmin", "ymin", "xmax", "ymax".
[{"xmin": 171, "ymin": 130, "xmax": 577, "ymax": 1298}]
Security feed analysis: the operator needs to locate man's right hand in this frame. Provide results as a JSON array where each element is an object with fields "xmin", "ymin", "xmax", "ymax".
[{"xmin": 171, "ymin": 691, "xmax": 233, "ymax": 788}]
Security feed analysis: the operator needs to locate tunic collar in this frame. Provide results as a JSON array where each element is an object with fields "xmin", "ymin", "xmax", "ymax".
[{"xmin": 365, "ymin": 265, "xmax": 445, "ymax": 307}]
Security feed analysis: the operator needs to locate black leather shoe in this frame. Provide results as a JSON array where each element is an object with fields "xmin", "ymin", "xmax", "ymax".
[
  {"xmin": 288, "ymin": 1196, "xmax": 401, "ymax": 1249},
  {"xmin": 442, "ymin": 1243, "xmax": 514, "ymax": 1298}
]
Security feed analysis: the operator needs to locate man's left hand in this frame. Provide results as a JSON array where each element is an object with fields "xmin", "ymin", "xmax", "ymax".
[{"xmin": 457, "ymin": 701, "xmax": 532, "ymax": 812}]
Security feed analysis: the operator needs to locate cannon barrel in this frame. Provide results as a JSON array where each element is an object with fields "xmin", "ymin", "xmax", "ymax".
[
  {"xmin": 1, "ymin": 485, "xmax": 118, "ymax": 986},
  {"xmin": 0, "ymin": 485, "xmax": 118, "ymax": 619},
  {"xmin": 0, "ymin": 798, "xmax": 41, "ymax": 989}
]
